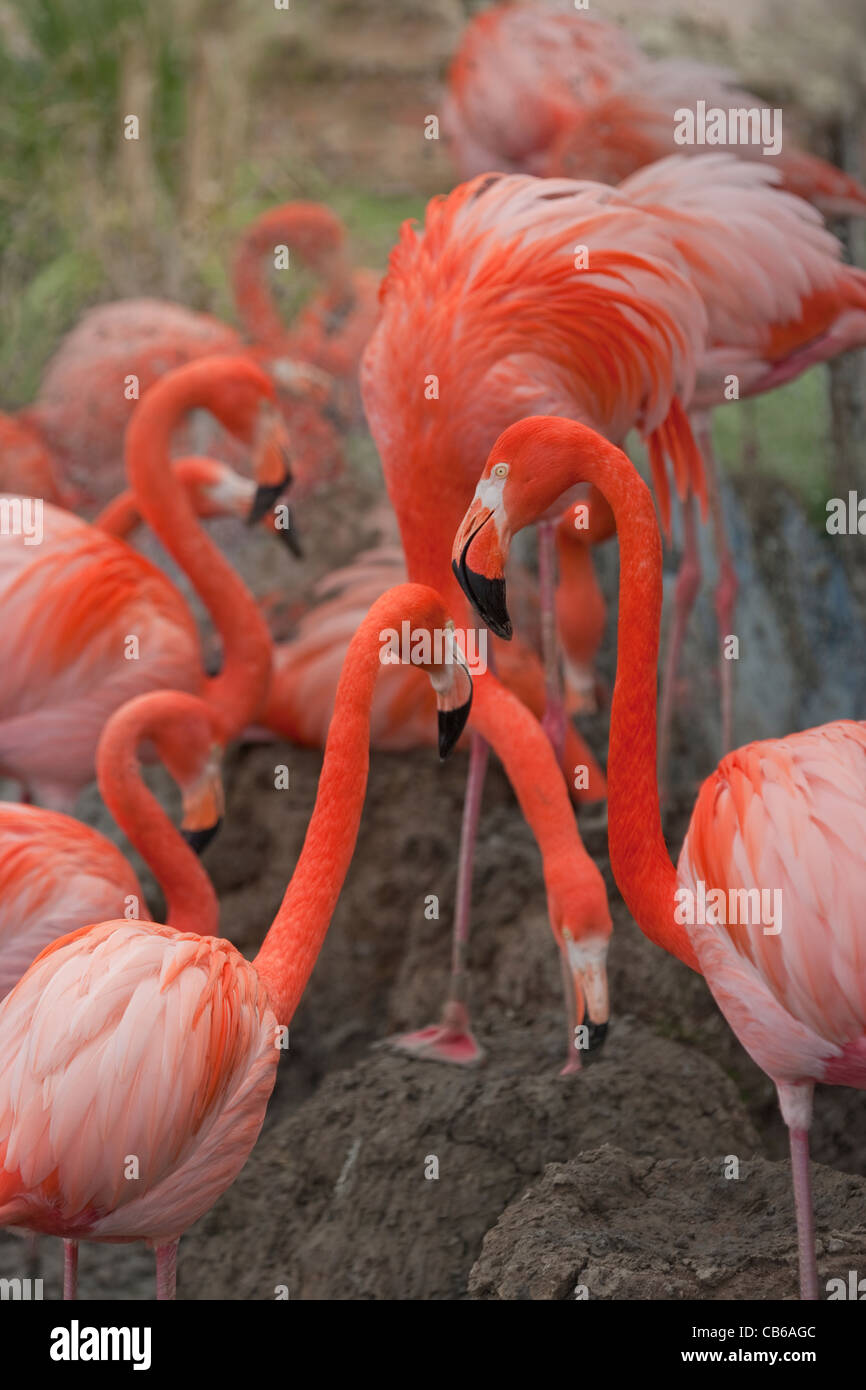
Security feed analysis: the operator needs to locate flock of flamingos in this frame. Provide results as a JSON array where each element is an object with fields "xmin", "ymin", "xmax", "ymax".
[{"xmin": 1, "ymin": 2, "xmax": 866, "ymax": 1302}]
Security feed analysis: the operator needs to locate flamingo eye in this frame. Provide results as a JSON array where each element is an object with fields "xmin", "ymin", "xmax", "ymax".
[{"xmin": 492, "ymin": 462, "xmax": 509, "ymax": 479}]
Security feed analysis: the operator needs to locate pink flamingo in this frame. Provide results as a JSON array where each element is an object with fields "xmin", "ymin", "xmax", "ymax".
[
  {"xmin": 445, "ymin": 3, "xmax": 866, "ymax": 216},
  {"xmin": 360, "ymin": 163, "xmax": 713, "ymax": 1062},
  {"xmin": 0, "ymin": 583, "xmax": 472, "ymax": 1299},
  {"xmin": 0, "ymin": 357, "xmax": 283, "ymax": 808},
  {"xmin": 0, "ymin": 689, "xmax": 222, "ymax": 1003},
  {"xmin": 232, "ymin": 201, "xmax": 380, "ymax": 423},
  {"xmin": 453, "ymin": 413, "xmax": 866, "ymax": 1300}
]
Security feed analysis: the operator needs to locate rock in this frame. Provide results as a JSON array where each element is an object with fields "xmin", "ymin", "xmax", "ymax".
[
  {"xmin": 469, "ymin": 1145, "xmax": 866, "ymax": 1300},
  {"xmin": 177, "ymin": 1016, "xmax": 759, "ymax": 1300}
]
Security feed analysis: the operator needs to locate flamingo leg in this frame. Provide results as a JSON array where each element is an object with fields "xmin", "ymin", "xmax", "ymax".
[
  {"xmin": 155, "ymin": 1240, "xmax": 179, "ymax": 1300},
  {"xmin": 386, "ymin": 733, "xmax": 488, "ymax": 1065},
  {"xmin": 696, "ymin": 419, "xmax": 739, "ymax": 756},
  {"xmin": 63, "ymin": 1239, "xmax": 78, "ymax": 1300},
  {"xmin": 537, "ymin": 520, "xmax": 567, "ymax": 764},
  {"xmin": 657, "ymin": 493, "xmax": 701, "ymax": 798},
  {"xmin": 788, "ymin": 1128, "xmax": 819, "ymax": 1301}
]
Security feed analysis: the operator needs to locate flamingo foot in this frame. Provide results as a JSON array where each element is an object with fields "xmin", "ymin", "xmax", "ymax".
[
  {"xmin": 385, "ymin": 1001, "xmax": 484, "ymax": 1066},
  {"xmin": 559, "ymin": 1055, "xmax": 583, "ymax": 1077}
]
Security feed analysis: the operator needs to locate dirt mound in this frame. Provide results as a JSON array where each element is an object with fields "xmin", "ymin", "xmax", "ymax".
[
  {"xmin": 469, "ymin": 1144, "xmax": 866, "ymax": 1300},
  {"xmin": 177, "ymin": 1015, "xmax": 759, "ymax": 1300}
]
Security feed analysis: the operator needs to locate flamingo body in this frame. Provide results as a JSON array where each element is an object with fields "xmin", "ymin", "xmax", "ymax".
[
  {"xmin": 0, "ymin": 919, "xmax": 277, "ymax": 1243},
  {"xmin": 678, "ymin": 722, "xmax": 866, "ymax": 1090},
  {"xmin": 32, "ymin": 299, "xmax": 241, "ymax": 505},
  {"xmin": 0, "ymin": 806, "xmax": 148, "ymax": 1001},
  {"xmin": 0, "ymin": 500, "xmax": 200, "ymax": 804}
]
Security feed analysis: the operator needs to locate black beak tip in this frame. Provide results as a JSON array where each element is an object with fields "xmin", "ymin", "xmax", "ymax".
[
  {"xmin": 182, "ymin": 819, "xmax": 222, "ymax": 856},
  {"xmin": 248, "ymin": 476, "xmax": 291, "ymax": 527},
  {"xmin": 586, "ymin": 1020, "xmax": 609, "ymax": 1053},
  {"xmin": 438, "ymin": 700, "xmax": 472, "ymax": 761},
  {"xmin": 451, "ymin": 557, "xmax": 512, "ymax": 641},
  {"xmin": 277, "ymin": 524, "xmax": 304, "ymax": 559}
]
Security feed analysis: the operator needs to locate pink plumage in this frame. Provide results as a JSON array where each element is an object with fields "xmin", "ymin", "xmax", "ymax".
[
  {"xmin": 0, "ymin": 920, "xmax": 277, "ymax": 1243},
  {"xmin": 679, "ymin": 721, "xmax": 866, "ymax": 1091}
]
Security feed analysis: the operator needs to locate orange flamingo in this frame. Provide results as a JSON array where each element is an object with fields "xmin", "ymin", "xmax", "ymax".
[
  {"xmin": 446, "ymin": 6, "xmax": 866, "ymax": 761},
  {"xmin": 0, "ymin": 689, "xmax": 222, "ymax": 1003},
  {"xmin": 0, "ymin": 357, "xmax": 284, "ymax": 808},
  {"xmin": 453, "ymin": 413, "xmax": 866, "ymax": 1300},
  {"xmin": 0, "ymin": 583, "xmax": 472, "ymax": 1299}
]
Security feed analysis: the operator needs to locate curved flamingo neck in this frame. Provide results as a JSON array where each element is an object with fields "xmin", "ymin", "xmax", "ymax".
[
  {"xmin": 523, "ymin": 422, "xmax": 698, "ymax": 969},
  {"xmin": 232, "ymin": 206, "xmax": 346, "ymax": 350},
  {"xmin": 96, "ymin": 708, "xmax": 218, "ymax": 936},
  {"xmin": 124, "ymin": 375, "xmax": 272, "ymax": 738},
  {"xmin": 253, "ymin": 588, "xmax": 437, "ymax": 1023}
]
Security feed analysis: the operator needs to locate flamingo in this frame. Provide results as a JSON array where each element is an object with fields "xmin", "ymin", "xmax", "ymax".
[
  {"xmin": 453, "ymin": 413, "xmax": 866, "ymax": 1301},
  {"xmin": 232, "ymin": 201, "xmax": 380, "ymax": 420},
  {"xmin": 444, "ymin": 2, "xmax": 866, "ymax": 216},
  {"xmin": 0, "ymin": 583, "xmax": 473, "ymax": 1299},
  {"xmin": 445, "ymin": 4, "xmax": 866, "ymax": 763},
  {"xmin": 360, "ymin": 162, "xmax": 716, "ymax": 1062},
  {"xmin": 20, "ymin": 203, "xmax": 360, "ymax": 508},
  {"xmin": 0, "ymin": 688, "xmax": 223, "ymax": 1003},
  {"xmin": 0, "ymin": 356, "xmax": 284, "ymax": 808}
]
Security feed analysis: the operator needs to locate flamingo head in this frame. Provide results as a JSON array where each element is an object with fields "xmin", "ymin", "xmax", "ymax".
[
  {"xmin": 452, "ymin": 419, "xmax": 588, "ymax": 638},
  {"xmin": 370, "ymin": 585, "xmax": 474, "ymax": 760},
  {"xmin": 196, "ymin": 357, "xmax": 295, "ymax": 526},
  {"xmin": 544, "ymin": 856, "xmax": 612, "ymax": 1061},
  {"xmin": 152, "ymin": 705, "xmax": 226, "ymax": 856}
]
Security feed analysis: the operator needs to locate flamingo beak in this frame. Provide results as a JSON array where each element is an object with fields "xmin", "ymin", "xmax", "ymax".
[
  {"xmin": 250, "ymin": 405, "xmax": 294, "ymax": 527},
  {"xmin": 180, "ymin": 748, "xmax": 226, "ymax": 855},
  {"xmin": 429, "ymin": 628, "xmax": 474, "ymax": 759},
  {"xmin": 564, "ymin": 935, "xmax": 610, "ymax": 1056},
  {"xmin": 451, "ymin": 501, "xmax": 512, "ymax": 640}
]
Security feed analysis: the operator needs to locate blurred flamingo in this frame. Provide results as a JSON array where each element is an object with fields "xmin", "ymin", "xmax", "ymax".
[
  {"xmin": 0, "ymin": 410, "xmax": 73, "ymax": 506},
  {"xmin": 453, "ymin": 412, "xmax": 866, "ymax": 1301},
  {"xmin": 232, "ymin": 201, "xmax": 379, "ymax": 422},
  {"xmin": 445, "ymin": 2, "xmax": 866, "ymax": 216},
  {"xmin": 0, "ymin": 357, "xmax": 283, "ymax": 808},
  {"xmin": 0, "ymin": 584, "xmax": 472, "ymax": 1299},
  {"xmin": 0, "ymin": 689, "xmax": 223, "ymax": 1005}
]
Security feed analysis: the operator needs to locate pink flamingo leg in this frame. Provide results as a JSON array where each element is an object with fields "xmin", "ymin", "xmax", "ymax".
[
  {"xmin": 63, "ymin": 1239, "xmax": 78, "ymax": 1300},
  {"xmin": 789, "ymin": 1129, "xmax": 819, "ymax": 1301},
  {"xmin": 537, "ymin": 520, "xmax": 567, "ymax": 764},
  {"xmin": 387, "ymin": 733, "xmax": 488, "ymax": 1065},
  {"xmin": 155, "ymin": 1240, "xmax": 178, "ymax": 1300},
  {"xmin": 696, "ymin": 419, "xmax": 739, "ymax": 755},
  {"xmin": 777, "ymin": 1082, "xmax": 818, "ymax": 1300},
  {"xmin": 657, "ymin": 493, "xmax": 701, "ymax": 798}
]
